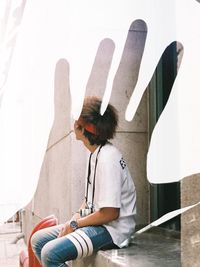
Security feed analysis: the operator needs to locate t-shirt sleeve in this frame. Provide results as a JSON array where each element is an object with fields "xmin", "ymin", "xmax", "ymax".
[{"xmin": 95, "ymin": 158, "xmax": 122, "ymax": 209}]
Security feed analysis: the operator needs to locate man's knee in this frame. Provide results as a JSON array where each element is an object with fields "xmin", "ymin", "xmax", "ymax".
[
  {"xmin": 41, "ymin": 237, "xmax": 78, "ymax": 266},
  {"xmin": 41, "ymin": 241, "xmax": 57, "ymax": 265},
  {"xmin": 31, "ymin": 231, "xmax": 40, "ymax": 252}
]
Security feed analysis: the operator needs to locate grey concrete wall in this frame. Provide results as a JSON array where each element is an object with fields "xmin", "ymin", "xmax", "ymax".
[
  {"xmin": 22, "ymin": 19, "xmax": 149, "ymax": 245},
  {"xmin": 181, "ymin": 174, "xmax": 200, "ymax": 267}
]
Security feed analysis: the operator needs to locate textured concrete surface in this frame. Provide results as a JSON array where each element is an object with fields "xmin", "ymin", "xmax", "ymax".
[
  {"xmin": 72, "ymin": 228, "xmax": 180, "ymax": 267},
  {"xmin": 0, "ymin": 222, "xmax": 26, "ymax": 267},
  {"xmin": 181, "ymin": 174, "xmax": 200, "ymax": 267}
]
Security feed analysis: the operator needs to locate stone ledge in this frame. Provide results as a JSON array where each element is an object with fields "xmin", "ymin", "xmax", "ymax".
[{"xmin": 72, "ymin": 227, "xmax": 180, "ymax": 267}]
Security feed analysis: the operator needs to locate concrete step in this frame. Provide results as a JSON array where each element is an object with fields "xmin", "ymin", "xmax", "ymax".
[{"xmin": 72, "ymin": 227, "xmax": 180, "ymax": 267}]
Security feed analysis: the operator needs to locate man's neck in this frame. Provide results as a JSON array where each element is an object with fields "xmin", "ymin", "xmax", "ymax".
[{"xmin": 84, "ymin": 141, "xmax": 99, "ymax": 153}]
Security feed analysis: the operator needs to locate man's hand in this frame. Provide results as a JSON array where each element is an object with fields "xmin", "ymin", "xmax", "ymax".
[{"xmin": 58, "ymin": 221, "xmax": 73, "ymax": 237}]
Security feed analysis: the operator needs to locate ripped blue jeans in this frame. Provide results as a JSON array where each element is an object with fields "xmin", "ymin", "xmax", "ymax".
[{"xmin": 31, "ymin": 224, "xmax": 118, "ymax": 267}]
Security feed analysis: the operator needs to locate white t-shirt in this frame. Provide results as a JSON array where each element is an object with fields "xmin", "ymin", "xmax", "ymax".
[{"xmin": 86, "ymin": 142, "xmax": 136, "ymax": 248}]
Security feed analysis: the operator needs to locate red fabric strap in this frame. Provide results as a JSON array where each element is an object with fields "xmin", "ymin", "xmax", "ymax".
[{"xmin": 77, "ymin": 118, "xmax": 97, "ymax": 135}]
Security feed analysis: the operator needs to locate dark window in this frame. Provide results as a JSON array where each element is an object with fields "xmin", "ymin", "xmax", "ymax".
[{"xmin": 149, "ymin": 41, "xmax": 183, "ymax": 230}]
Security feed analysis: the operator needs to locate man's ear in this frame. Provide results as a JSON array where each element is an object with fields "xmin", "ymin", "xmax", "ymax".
[{"xmin": 81, "ymin": 127, "xmax": 85, "ymax": 134}]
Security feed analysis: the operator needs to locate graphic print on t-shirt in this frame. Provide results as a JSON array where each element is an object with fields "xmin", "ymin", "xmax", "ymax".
[{"xmin": 120, "ymin": 157, "xmax": 126, "ymax": 170}]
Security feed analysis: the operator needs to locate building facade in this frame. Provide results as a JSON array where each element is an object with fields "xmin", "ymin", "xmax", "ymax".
[{"xmin": 21, "ymin": 19, "xmax": 200, "ymax": 266}]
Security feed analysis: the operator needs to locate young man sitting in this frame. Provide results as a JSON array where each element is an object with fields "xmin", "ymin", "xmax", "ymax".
[{"xmin": 31, "ymin": 96, "xmax": 136, "ymax": 267}]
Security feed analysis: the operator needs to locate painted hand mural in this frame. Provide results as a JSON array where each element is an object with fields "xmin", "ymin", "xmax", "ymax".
[{"xmin": 0, "ymin": 0, "xmax": 200, "ymax": 223}]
